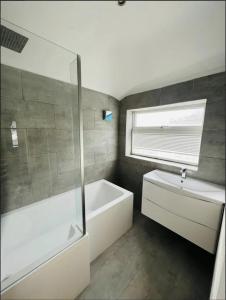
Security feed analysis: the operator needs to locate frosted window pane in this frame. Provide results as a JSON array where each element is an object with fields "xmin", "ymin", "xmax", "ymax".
[{"xmin": 135, "ymin": 107, "xmax": 205, "ymax": 127}]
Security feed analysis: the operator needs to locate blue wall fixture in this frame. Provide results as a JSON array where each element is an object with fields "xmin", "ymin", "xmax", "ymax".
[{"xmin": 103, "ymin": 110, "xmax": 112, "ymax": 121}]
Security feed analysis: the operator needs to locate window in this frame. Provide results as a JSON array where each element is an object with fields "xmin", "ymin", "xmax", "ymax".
[{"xmin": 126, "ymin": 99, "xmax": 206, "ymax": 168}]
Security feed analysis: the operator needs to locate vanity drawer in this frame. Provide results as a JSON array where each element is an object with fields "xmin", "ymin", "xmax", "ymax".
[
  {"xmin": 142, "ymin": 180, "xmax": 222, "ymax": 231},
  {"xmin": 142, "ymin": 197, "xmax": 218, "ymax": 253}
]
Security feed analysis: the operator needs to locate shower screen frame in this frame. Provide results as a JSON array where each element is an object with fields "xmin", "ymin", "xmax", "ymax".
[{"xmin": 77, "ymin": 54, "xmax": 86, "ymax": 236}]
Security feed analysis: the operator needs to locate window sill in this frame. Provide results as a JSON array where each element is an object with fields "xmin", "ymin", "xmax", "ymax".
[{"xmin": 125, "ymin": 154, "xmax": 198, "ymax": 171}]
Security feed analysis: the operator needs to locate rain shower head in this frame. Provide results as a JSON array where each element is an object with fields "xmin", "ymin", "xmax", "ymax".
[{"xmin": 1, "ymin": 25, "xmax": 28, "ymax": 53}]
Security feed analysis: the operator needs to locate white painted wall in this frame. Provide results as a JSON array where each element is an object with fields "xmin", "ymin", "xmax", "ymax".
[{"xmin": 210, "ymin": 210, "xmax": 225, "ymax": 300}]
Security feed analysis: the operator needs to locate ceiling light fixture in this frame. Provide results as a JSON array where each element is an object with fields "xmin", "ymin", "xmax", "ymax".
[{"xmin": 118, "ymin": 0, "xmax": 126, "ymax": 6}]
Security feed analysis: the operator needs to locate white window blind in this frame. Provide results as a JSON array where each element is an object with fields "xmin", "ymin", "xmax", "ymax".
[{"xmin": 131, "ymin": 100, "xmax": 206, "ymax": 166}]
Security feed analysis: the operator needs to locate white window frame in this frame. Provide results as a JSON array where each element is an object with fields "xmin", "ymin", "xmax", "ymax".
[{"xmin": 125, "ymin": 99, "xmax": 207, "ymax": 171}]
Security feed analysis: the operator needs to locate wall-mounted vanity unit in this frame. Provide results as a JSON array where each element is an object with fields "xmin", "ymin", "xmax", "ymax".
[{"xmin": 141, "ymin": 170, "xmax": 225, "ymax": 254}]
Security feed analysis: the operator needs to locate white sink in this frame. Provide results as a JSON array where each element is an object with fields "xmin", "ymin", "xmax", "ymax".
[
  {"xmin": 144, "ymin": 169, "xmax": 225, "ymax": 205},
  {"xmin": 142, "ymin": 170, "xmax": 225, "ymax": 253}
]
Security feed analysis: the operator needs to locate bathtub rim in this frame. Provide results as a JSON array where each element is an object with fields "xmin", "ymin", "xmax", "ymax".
[{"xmin": 85, "ymin": 179, "xmax": 133, "ymax": 221}]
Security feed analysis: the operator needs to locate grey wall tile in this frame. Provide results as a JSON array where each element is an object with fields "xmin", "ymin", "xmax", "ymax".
[
  {"xmin": 190, "ymin": 73, "xmax": 225, "ymax": 104},
  {"xmin": 83, "ymin": 130, "xmax": 106, "ymax": 148},
  {"xmin": 1, "ymin": 157, "xmax": 32, "ymax": 212},
  {"xmin": 1, "ymin": 101, "xmax": 55, "ymax": 129},
  {"xmin": 108, "ymin": 96, "xmax": 120, "ymax": 115},
  {"xmin": 1, "ymin": 97, "xmax": 26, "ymax": 114},
  {"xmin": 118, "ymin": 133, "xmax": 126, "ymax": 158},
  {"xmin": 200, "ymin": 130, "xmax": 225, "ymax": 159},
  {"xmin": 84, "ymin": 147, "xmax": 95, "ymax": 167},
  {"xmin": 1, "ymin": 64, "xmax": 120, "ymax": 213},
  {"xmin": 82, "ymin": 87, "xmax": 120, "ymax": 185},
  {"xmin": 54, "ymin": 104, "xmax": 73, "ymax": 130},
  {"xmin": 27, "ymin": 129, "xmax": 48, "ymax": 156},
  {"xmin": 107, "ymin": 142, "xmax": 118, "ymax": 162},
  {"xmin": 23, "ymin": 102, "xmax": 55, "ymax": 129},
  {"xmin": 84, "ymin": 161, "xmax": 118, "ymax": 184},
  {"xmin": 56, "ymin": 147, "xmax": 77, "ymax": 173},
  {"xmin": 50, "ymin": 163, "xmax": 80, "ymax": 195},
  {"xmin": 1, "ymin": 176, "xmax": 32, "ymax": 212},
  {"xmin": 5, "ymin": 156, "xmax": 31, "ymax": 180},
  {"xmin": 160, "ymin": 80, "xmax": 193, "ymax": 105},
  {"xmin": 193, "ymin": 72, "xmax": 226, "ymax": 89},
  {"xmin": 22, "ymin": 69, "xmax": 63, "ymax": 105},
  {"xmin": 83, "ymin": 109, "xmax": 95, "ymax": 130},
  {"xmin": 191, "ymin": 84, "xmax": 225, "ymax": 104},
  {"xmin": 194, "ymin": 157, "xmax": 225, "ymax": 186},
  {"xmin": 29, "ymin": 154, "xmax": 52, "ymax": 202},
  {"xmin": 1, "ymin": 64, "xmax": 23, "ymax": 99},
  {"xmin": 94, "ymin": 109, "xmax": 111, "ymax": 130},
  {"xmin": 1, "ymin": 98, "xmax": 26, "ymax": 129},
  {"xmin": 22, "ymin": 69, "xmax": 77, "ymax": 106},
  {"xmin": 121, "ymin": 89, "xmax": 161, "ymax": 110},
  {"xmin": 1, "ymin": 128, "xmax": 28, "ymax": 162},
  {"xmin": 31, "ymin": 175, "xmax": 52, "ymax": 202},
  {"xmin": 203, "ymin": 100, "xmax": 225, "ymax": 130},
  {"xmin": 94, "ymin": 144, "xmax": 108, "ymax": 163},
  {"xmin": 29, "ymin": 154, "xmax": 50, "ymax": 178},
  {"xmin": 46, "ymin": 129, "xmax": 74, "ymax": 152},
  {"xmin": 82, "ymin": 88, "xmax": 109, "ymax": 110}
]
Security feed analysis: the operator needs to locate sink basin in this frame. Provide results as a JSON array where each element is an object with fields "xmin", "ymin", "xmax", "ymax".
[
  {"xmin": 144, "ymin": 170, "xmax": 225, "ymax": 205},
  {"xmin": 142, "ymin": 169, "xmax": 225, "ymax": 253}
]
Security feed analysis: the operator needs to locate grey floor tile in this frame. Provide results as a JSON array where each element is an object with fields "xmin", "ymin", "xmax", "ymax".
[{"xmin": 78, "ymin": 213, "xmax": 214, "ymax": 300}]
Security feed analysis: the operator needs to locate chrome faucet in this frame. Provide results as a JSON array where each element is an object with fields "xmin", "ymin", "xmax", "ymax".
[{"xmin": 180, "ymin": 168, "xmax": 187, "ymax": 179}]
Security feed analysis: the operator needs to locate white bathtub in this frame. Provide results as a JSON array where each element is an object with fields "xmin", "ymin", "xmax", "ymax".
[
  {"xmin": 1, "ymin": 188, "xmax": 90, "ymax": 299},
  {"xmin": 85, "ymin": 179, "xmax": 133, "ymax": 262},
  {"xmin": 1, "ymin": 179, "xmax": 133, "ymax": 298}
]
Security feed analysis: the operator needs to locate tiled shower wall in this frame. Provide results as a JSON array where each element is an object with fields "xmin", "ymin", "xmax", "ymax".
[
  {"xmin": 82, "ymin": 88, "xmax": 119, "ymax": 184},
  {"xmin": 119, "ymin": 72, "xmax": 226, "ymax": 209},
  {"xmin": 1, "ymin": 64, "xmax": 119, "ymax": 213}
]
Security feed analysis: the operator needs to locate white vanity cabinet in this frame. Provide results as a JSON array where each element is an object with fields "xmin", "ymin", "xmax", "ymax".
[{"xmin": 141, "ymin": 170, "xmax": 225, "ymax": 254}]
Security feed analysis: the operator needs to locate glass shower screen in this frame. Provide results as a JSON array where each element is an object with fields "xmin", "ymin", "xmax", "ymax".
[{"xmin": 0, "ymin": 19, "xmax": 84, "ymax": 291}]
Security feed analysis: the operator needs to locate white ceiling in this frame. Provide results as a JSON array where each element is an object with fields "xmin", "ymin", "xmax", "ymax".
[{"xmin": 1, "ymin": 1, "xmax": 225, "ymax": 100}]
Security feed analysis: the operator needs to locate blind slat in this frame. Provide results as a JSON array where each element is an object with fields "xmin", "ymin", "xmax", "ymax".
[{"xmin": 132, "ymin": 127, "xmax": 203, "ymax": 166}]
